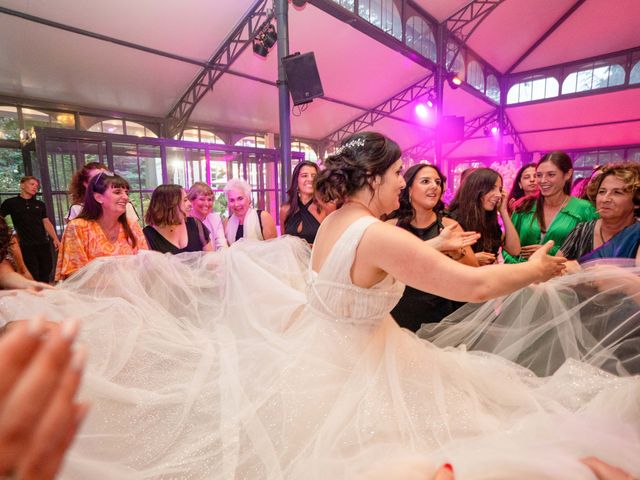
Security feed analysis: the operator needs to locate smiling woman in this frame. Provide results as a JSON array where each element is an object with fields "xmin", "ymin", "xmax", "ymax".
[
  {"xmin": 504, "ymin": 151, "xmax": 598, "ymax": 263},
  {"xmin": 55, "ymin": 172, "xmax": 148, "ymax": 281}
]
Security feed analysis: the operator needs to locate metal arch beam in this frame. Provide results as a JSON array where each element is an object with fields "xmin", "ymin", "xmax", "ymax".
[
  {"xmin": 445, "ymin": 0, "xmax": 505, "ymax": 45},
  {"xmin": 501, "ymin": 113, "xmax": 528, "ymax": 154},
  {"xmin": 164, "ymin": 0, "xmax": 273, "ymax": 138},
  {"xmin": 321, "ymin": 74, "xmax": 435, "ymax": 148},
  {"xmin": 506, "ymin": 0, "xmax": 587, "ymax": 74}
]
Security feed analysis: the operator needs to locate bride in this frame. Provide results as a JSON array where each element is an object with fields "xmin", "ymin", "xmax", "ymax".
[{"xmin": 0, "ymin": 132, "xmax": 638, "ymax": 480}]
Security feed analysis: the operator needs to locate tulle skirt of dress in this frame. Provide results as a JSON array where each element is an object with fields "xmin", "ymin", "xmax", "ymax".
[{"xmin": 0, "ymin": 237, "xmax": 639, "ymax": 480}]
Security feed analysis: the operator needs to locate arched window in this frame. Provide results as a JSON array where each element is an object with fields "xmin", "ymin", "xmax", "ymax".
[
  {"xmin": 199, "ymin": 130, "xmax": 225, "ymax": 144},
  {"xmin": 180, "ymin": 128, "xmax": 225, "ymax": 144},
  {"xmin": 507, "ymin": 76, "xmax": 559, "ymax": 104},
  {"xmin": 291, "ymin": 141, "xmax": 318, "ymax": 162},
  {"xmin": 466, "ymin": 61, "xmax": 485, "ymax": 92},
  {"xmin": 629, "ymin": 61, "xmax": 640, "ymax": 84},
  {"xmin": 358, "ymin": 0, "xmax": 402, "ymax": 41},
  {"xmin": 562, "ymin": 63, "xmax": 625, "ymax": 94},
  {"xmin": 486, "ymin": 74, "xmax": 500, "ymax": 103},
  {"xmin": 88, "ymin": 120, "xmax": 157, "ymax": 138},
  {"xmin": 22, "ymin": 108, "xmax": 75, "ymax": 130},
  {"xmin": 405, "ymin": 16, "xmax": 437, "ymax": 62},
  {"xmin": 235, "ymin": 135, "xmax": 267, "ymax": 148},
  {"xmin": 0, "ymin": 106, "xmax": 19, "ymax": 140},
  {"xmin": 446, "ymin": 42, "xmax": 465, "ymax": 78}
]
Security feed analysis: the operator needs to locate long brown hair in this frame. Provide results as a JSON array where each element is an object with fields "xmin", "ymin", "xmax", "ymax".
[
  {"xmin": 145, "ymin": 184, "xmax": 185, "ymax": 226},
  {"xmin": 78, "ymin": 172, "xmax": 138, "ymax": 248},
  {"xmin": 282, "ymin": 161, "xmax": 320, "ymax": 226},
  {"xmin": 448, "ymin": 168, "xmax": 502, "ymax": 253},
  {"xmin": 515, "ymin": 151, "xmax": 573, "ymax": 232},
  {"xmin": 388, "ymin": 164, "xmax": 446, "ymax": 227}
]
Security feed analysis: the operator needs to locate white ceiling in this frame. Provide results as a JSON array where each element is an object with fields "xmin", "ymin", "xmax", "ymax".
[{"xmin": 0, "ymin": 0, "xmax": 638, "ymax": 157}]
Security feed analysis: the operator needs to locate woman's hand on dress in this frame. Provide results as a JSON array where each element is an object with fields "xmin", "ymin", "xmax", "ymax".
[
  {"xmin": 434, "ymin": 223, "xmax": 480, "ymax": 252},
  {"xmin": 519, "ymin": 244, "xmax": 543, "ymax": 259},
  {"xmin": 581, "ymin": 457, "xmax": 637, "ymax": 480},
  {"xmin": 0, "ymin": 317, "xmax": 88, "ymax": 480},
  {"xmin": 432, "ymin": 464, "xmax": 454, "ymax": 480},
  {"xmin": 475, "ymin": 251, "xmax": 496, "ymax": 266},
  {"xmin": 529, "ymin": 241, "xmax": 566, "ymax": 281}
]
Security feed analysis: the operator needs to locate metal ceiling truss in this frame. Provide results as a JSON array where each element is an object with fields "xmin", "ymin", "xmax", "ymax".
[
  {"xmin": 321, "ymin": 74, "xmax": 435, "ymax": 148},
  {"xmin": 445, "ymin": 0, "xmax": 505, "ymax": 44},
  {"xmin": 164, "ymin": 0, "xmax": 273, "ymax": 138},
  {"xmin": 501, "ymin": 113, "xmax": 527, "ymax": 154}
]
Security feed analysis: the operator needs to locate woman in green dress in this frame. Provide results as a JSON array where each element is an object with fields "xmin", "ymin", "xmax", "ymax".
[{"xmin": 503, "ymin": 151, "xmax": 598, "ymax": 263}]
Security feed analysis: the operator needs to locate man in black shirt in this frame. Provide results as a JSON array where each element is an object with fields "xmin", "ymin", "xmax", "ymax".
[{"xmin": 1, "ymin": 176, "xmax": 60, "ymax": 282}]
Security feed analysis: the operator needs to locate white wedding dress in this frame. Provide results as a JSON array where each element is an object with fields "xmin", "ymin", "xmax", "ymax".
[{"xmin": 1, "ymin": 216, "xmax": 639, "ymax": 479}]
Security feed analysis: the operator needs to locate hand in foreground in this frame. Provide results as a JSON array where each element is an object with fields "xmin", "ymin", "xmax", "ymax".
[
  {"xmin": 432, "ymin": 464, "xmax": 454, "ymax": 480},
  {"xmin": 0, "ymin": 317, "xmax": 88, "ymax": 480},
  {"xmin": 434, "ymin": 223, "xmax": 480, "ymax": 252},
  {"xmin": 581, "ymin": 457, "xmax": 637, "ymax": 480},
  {"xmin": 529, "ymin": 240, "xmax": 566, "ymax": 282},
  {"xmin": 519, "ymin": 244, "xmax": 544, "ymax": 259},
  {"xmin": 475, "ymin": 251, "xmax": 497, "ymax": 266}
]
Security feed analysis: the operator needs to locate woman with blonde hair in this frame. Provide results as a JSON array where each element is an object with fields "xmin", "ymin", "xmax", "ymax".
[
  {"xmin": 187, "ymin": 182, "xmax": 227, "ymax": 251},
  {"xmin": 223, "ymin": 178, "xmax": 277, "ymax": 245}
]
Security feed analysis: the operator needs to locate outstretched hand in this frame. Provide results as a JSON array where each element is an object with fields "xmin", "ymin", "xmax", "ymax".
[
  {"xmin": 0, "ymin": 317, "xmax": 88, "ymax": 480},
  {"xmin": 436, "ymin": 223, "xmax": 480, "ymax": 252},
  {"xmin": 529, "ymin": 240, "xmax": 566, "ymax": 281},
  {"xmin": 581, "ymin": 457, "xmax": 637, "ymax": 480}
]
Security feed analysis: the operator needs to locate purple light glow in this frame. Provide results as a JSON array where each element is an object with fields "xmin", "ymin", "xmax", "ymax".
[
  {"xmin": 491, "ymin": 126, "xmax": 499, "ymax": 135},
  {"xmin": 426, "ymin": 99, "xmax": 434, "ymax": 108},
  {"xmin": 415, "ymin": 104, "xmax": 429, "ymax": 120}
]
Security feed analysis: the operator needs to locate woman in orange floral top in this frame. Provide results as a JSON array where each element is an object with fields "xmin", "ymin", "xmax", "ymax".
[{"xmin": 55, "ymin": 172, "xmax": 147, "ymax": 281}]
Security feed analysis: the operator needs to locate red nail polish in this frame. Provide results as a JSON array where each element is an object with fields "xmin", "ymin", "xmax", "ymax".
[{"xmin": 443, "ymin": 463, "xmax": 454, "ymax": 472}]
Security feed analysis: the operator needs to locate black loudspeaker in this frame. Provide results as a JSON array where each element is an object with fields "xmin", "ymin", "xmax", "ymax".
[
  {"xmin": 439, "ymin": 115, "xmax": 465, "ymax": 143},
  {"xmin": 282, "ymin": 52, "xmax": 324, "ymax": 106}
]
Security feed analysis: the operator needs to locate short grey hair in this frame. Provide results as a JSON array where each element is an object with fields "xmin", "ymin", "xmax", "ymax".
[{"xmin": 223, "ymin": 178, "xmax": 252, "ymax": 198}]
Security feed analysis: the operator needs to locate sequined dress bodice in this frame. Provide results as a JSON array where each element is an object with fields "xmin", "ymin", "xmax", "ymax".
[{"xmin": 307, "ymin": 216, "xmax": 404, "ymax": 327}]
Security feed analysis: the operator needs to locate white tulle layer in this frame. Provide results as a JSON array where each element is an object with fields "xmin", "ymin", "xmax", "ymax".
[{"xmin": 0, "ymin": 237, "xmax": 638, "ymax": 480}]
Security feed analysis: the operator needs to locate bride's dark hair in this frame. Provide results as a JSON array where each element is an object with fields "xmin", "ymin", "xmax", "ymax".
[{"xmin": 316, "ymin": 132, "xmax": 401, "ymax": 204}]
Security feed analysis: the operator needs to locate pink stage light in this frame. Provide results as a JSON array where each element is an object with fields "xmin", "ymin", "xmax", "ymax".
[
  {"xmin": 426, "ymin": 99, "xmax": 434, "ymax": 108},
  {"xmin": 490, "ymin": 126, "xmax": 499, "ymax": 135},
  {"xmin": 415, "ymin": 103, "xmax": 429, "ymax": 120}
]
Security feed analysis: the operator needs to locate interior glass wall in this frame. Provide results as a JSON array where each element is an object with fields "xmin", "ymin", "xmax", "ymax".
[{"xmin": 31, "ymin": 127, "xmax": 304, "ymax": 234}]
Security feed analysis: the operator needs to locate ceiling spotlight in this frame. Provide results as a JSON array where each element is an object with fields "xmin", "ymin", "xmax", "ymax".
[
  {"xmin": 262, "ymin": 24, "xmax": 277, "ymax": 49},
  {"xmin": 253, "ymin": 40, "xmax": 269, "ymax": 57},
  {"xmin": 252, "ymin": 22, "xmax": 277, "ymax": 58},
  {"xmin": 490, "ymin": 126, "xmax": 499, "ymax": 135},
  {"xmin": 426, "ymin": 99, "xmax": 434, "ymax": 108},
  {"xmin": 446, "ymin": 72, "xmax": 462, "ymax": 89},
  {"xmin": 415, "ymin": 103, "xmax": 429, "ymax": 120}
]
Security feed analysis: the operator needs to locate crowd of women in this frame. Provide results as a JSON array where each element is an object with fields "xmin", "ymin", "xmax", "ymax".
[{"xmin": 0, "ymin": 134, "xmax": 638, "ymax": 479}]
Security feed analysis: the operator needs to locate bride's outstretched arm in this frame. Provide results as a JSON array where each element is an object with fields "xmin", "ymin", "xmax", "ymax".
[{"xmin": 360, "ymin": 222, "xmax": 565, "ymax": 303}]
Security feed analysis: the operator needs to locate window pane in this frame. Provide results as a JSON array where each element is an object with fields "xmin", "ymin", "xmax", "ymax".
[
  {"xmin": 199, "ymin": 130, "xmax": 225, "ymax": 144},
  {"xmin": 506, "ymin": 84, "xmax": 519, "ymax": 104},
  {"xmin": 358, "ymin": 0, "xmax": 402, "ymax": 40},
  {"xmin": 331, "ymin": 0, "xmax": 354, "ymax": 11},
  {"xmin": 0, "ymin": 106, "xmax": 19, "ymax": 140},
  {"xmin": 405, "ymin": 16, "xmax": 436, "ymax": 61},
  {"xmin": 531, "ymin": 78, "xmax": 546, "ymax": 101},
  {"xmin": 181, "ymin": 129, "xmax": 200, "ymax": 142},
  {"xmin": 486, "ymin": 75, "xmax": 500, "ymax": 103},
  {"xmin": 0, "ymin": 148, "xmax": 24, "ymax": 197},
  {"xmin": 467, "ymin": 61, "xmax": 485, "ymax": 92},
  {"xmin": 631, "ymin": 61, "xmax": 640, "ymax": 84},
  {"xmin": 545, "ymin": 77, "xmax": 559, "ymax": 97},
  {"xmin": 562, "ymin": 72, "xmax": 577, "ymax": 94},
  {"xmin": 576, "ymin": 69, "xmax": 593, "ymax": 92},
  {"xmin": 609, "ymin": 64, "xmax": 625, "ymax": 86}
]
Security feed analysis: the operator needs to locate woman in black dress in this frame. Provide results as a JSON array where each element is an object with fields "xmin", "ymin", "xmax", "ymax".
[
  {"xmin": 280, "ymin": 161, "xmax": 333, "ymax": 245},
  {"xmin": 143, "ymin": 184, "xmax": 212, "ymax": 254},
  {"xmin": 387, "ymin": 164, "xmax": 479, "ymax": 331}
]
